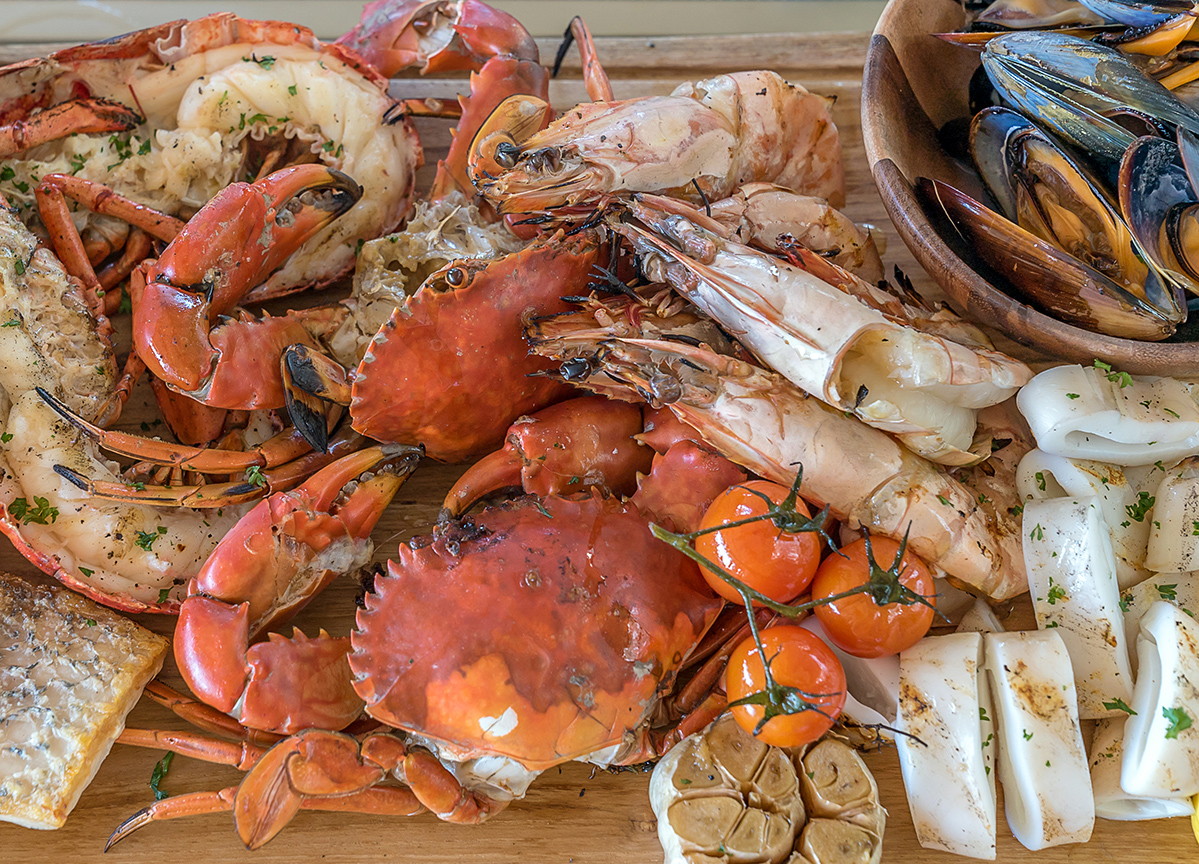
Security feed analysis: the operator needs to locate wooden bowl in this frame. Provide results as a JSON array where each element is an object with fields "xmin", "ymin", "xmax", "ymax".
[{"xmin": 860, "ymin": 0, "xmax": 1199, "ymax": 374}]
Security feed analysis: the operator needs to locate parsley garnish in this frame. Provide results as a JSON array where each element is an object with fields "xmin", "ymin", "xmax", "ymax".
[
  {"xmin": 287, "ymin": 84, "xmax": 298, "ymax": 96},
  {"xmin": 10, "ymin": 496, "xmax": 57, "ymax": 524},
  {"xmin": 1126, "ymin": 491, "xmax": 1155, "ymax": 523},
  {"xmin": 135, "ymin": 526, "xmax": 168, "ymax": 551},
  {"xmin": 79, "ymin": 567, "xmax": 93, "ymax": 577},
  {"xmin": 245, "ymin": 465, "xmax": 267, "ymax": 488},
  {"xmin": 1046, "ymin": 578, "xmax": 1067, "ymax": 605},
  {"xmin": 937, "ymin": 494, "xmax": 951, "ymax": 506},
  {"xmin": 1103, "ymin": 698, "xmax": 1136, "ymax": 715},
  {"xmin": 1030, "ymin": 523, "xmax": 1044, "ymax": 541},
  {"xmin": 1035, "ymin": 471, "xmax": 1046, "ymax": 492},
  {"xmin": 1157, "ymin": 583, "xmax": 1178, "ymax": 602},
  {"xmin": 1066, "ymin": 393, "xmax": 1080, "ymax": 400},
  {"xmin": 1164, "ymin": 706, "xmax": 1193, "ymax": 739},
  {"xmin": 1093, "ymin": 359, "xmax": 1133, "ymax": 388}
]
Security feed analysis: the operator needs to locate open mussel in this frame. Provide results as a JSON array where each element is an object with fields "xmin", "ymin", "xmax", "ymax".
[
  {"xmin": 919, "ymin": 176, "xmax": 1181, "ymax": 339},
  {"xmin": 968, "ymin": 107, "xmax": 1188, "ymax": 327},
  {"xmin": 1119, "ymin": 134, "xmax": 1199, "ymax": 286},
  {"xmin": 982, "ymin": 32, "xmax": 1199, "ymax": 182}
]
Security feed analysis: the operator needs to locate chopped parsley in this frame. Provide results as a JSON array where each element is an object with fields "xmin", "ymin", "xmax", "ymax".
[
  {"xmin": 1165, "ymin": 407, "xmax": 1181, "ymax": 419},
  {"xmin": 1046, "ymin": 578, "xmax": 1067, "ymax": 605},
  {"xmin": 79, "ymin": 567, "xmax": 93, "ymax": 577},
  {"xmin": 10, "ymin": 496, "xmax": 57, "ymax": 525},
  {"xmin": 157, "ymin": 588, "xmax": 171, "ymax": 604},
  {"xmin": 1103, "ymin": 698, "xmax": 1136, "ymax": 715},
  {"xmin": 135, "ymin": 526, "xmax": 168, "ymax": 551},
  {"xmin": 1035, "ymin": 471, "xmax": 1046, "ymax": 491},
  {"xmin": 245, "ymin": 465, "xmax": 267, "ymax": 488},
  {"xmin": 937, "ymin": 494, "xmax": 951, "ymax": 506},
  {"xmin": 1030, "ymin": 523, "xmax": 1044, "ymax": 541},
  {"xmin": 1066, "ymin": 393, "xmax": 1080, "ymax": 399},
  {"xmin": 1157, "ymin": 583, "xmax": 1178, "ymax": 602},
  {"xmin": 68, "ymin": 153, "xmax": 87, "ymax": 175},
  {"xmin": 1022, "ymin": 729, "xmax": 1033, "ymax": 741},
  {"xmin": 1093, "ymin": 359, "xmax": 1133, "ymax": 388},
  {"xmin": 1125, "ymin": 491, "xmax": 1155, "ymax": 523},
  {"xmin": 1164, "ymin": 706, "xmax": 1193, "ymax": 739},
  {"xmin": 288, "ymin": 84, "xmax": 298, "ymax": 96}
]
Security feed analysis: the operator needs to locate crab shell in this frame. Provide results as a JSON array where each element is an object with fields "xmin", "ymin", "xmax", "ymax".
[
  {"xmin": 0, "ymin": 13, "xmax": 420, "ymax": 298},
  {"xmin": 349, "ymin": 492, "xmax": 723, "ymax": 770},
  {"xmin": 347, "ymin": 231, "xmax": 597, "ymax": 462}
]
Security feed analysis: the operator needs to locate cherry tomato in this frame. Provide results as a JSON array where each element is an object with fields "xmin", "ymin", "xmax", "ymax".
[
  {"xmin": 695, "ymin": 480, "xmax": 822, "ymax": 604},
  {"xmin": 811, "ymin": 535, "xmax": 935, "ymax": 658},
  {"xmin": 725, "ymin": 625, "xmax": 847, "ymax": 747}
]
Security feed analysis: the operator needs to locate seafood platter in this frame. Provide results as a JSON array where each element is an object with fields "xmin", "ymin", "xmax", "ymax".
[{"xmin": 0, "ymin": 1, "xmax": 1196, "ymax": 862}]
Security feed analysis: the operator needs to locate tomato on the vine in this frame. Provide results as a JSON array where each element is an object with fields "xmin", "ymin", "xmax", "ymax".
[
  {"xmin": 695, "ymin": 480, "xmax": 823, "ymax": 604},
  {"xmin": 810, "ymin": 535, "xmax": 935, "ymax": 658},
  {"xmin": 725, "ymin": 625, "xmax": 847, "ymax": 747}
]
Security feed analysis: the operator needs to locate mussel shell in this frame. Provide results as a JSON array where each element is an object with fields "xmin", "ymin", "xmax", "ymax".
[
  {"xmin": 918, "ymin": 177, "xmax": 1178, "ymax": 340},
  {"xmin": 1078, "ymin": 0, "xmax": 1194, "ymax": 26},
  {"xmin": 1177, "ymin": 126, "xmax": 1199, "ymax": 193},
  {"xmin": 976, "ymin": 0, "xmax": 1107, "ymax": 28},
  {"xmin": 970, "ymin": 107, "xmax": 1029, "ymax": 220},
  {"xmin": 1166, "ymin": 203, "xmax": 1199, "ymax": 280},
  {"xmin": 971, "ymin": 107, "xmax": 1185, "ymax": 322},
  {"xmin": 983, "ymin": 32, "xmax": 1199, "ymax": 181},
  {"xmin": 1119, "ymin": 135, "xmax": 1199, "ymax": 295}
]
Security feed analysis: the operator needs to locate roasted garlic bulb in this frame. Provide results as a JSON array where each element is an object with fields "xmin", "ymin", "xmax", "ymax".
[{"xmin": 649, "ymin": 715, "xmax": 884, "ymax": 864}]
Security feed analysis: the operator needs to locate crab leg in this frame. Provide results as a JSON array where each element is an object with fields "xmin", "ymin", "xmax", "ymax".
[
  {"xmin": 0, "ymin": 97, "xmax": 141, "ymax": 158},
  {"xmin": 143, "ymin": 681, "xmax": 284, "ymax": 747},
  {"xmin": 37, "ymin": 386, "xmax": 314, "ymax": 473},
  {"xmin": 175, "ymin": 444, "xmax": 423, "ymax": 734},
  {"xmin": 107, "ymin": 782, "xmax": 425, "ymax": 849}
]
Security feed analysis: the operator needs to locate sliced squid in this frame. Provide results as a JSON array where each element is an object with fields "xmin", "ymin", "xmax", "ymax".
[
  {"xmin": 958, "ymin": 598, "xmax": 1005, "ymax": 634},
  {"xmin": 1122, "ymin": 601, "xmax": 1199, "ymax": 798},
  {"xmin": 1121, "ymin": 576, "xmax": 1199, "ymax": 670},
  {"xmin": 984, "ymin": 630, "xmax": 1094, "ymax": 850},
  {"xmin": 1016, "ymin": 365, "xmax": 1199, "ymax": 466},
  {"xmin": 1021, "ymin": 497, "xmax": 1134, "ymax": 719},
  {"xmin": 1145, "ymin": 458, "xmax": 1199, "ymax": 573},
  {"xmin": 896, "ymin": 632, "xmax": 997, "ymax": 859},
  {"xmin": 1016, "ymin": 448, "xmax": 1154, "ymax": 588},
  {"xmin": 1090, "ymin": 717, "xmax": 1193, "ymax": 820}
]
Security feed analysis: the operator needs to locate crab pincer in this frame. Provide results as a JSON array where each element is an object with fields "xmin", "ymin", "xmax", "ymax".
[
  {"xmin": 133, "ymin": 164, "xmax": 363, "ymax": 410},
  {"xmin": 174, "ymin": 443, "xmax": 423, "ymax": 734}
]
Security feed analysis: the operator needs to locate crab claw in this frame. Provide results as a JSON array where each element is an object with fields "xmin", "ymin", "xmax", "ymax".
[
  {"xmin": 338, "ymin": 0, "xmax": 539, "ymax": 77},
  {"xmin": 235, "ymin": 730, "xmax": 387, "ymax": 849},
  {"xmin": 133, "ymin": 164, "xmax": 362, "ymax": 407},
  {"xmin": 175, "ymin": 444, "xmax": 423, "ymax": 734}
]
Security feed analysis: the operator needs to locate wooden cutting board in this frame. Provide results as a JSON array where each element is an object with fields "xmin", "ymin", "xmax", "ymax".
[{"xmin": 0, "ymin": 29, "xmax": 1193, "ymax": 863}]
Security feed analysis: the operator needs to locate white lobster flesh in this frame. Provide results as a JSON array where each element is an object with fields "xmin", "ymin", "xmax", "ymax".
[
  {"xmin": 0, "ymin": 14, "xmax": 421, "ymax": 297},
  {"xmin": 0, "ymin": 207, "xmax": 239, "ymax": 611}
]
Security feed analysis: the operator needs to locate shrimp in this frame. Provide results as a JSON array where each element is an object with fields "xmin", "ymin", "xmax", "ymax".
[
  {"xmin": 468, "ymin": 70, "xmax": 843, "ymax": 212},
  {"xmin": 528, "ymin": 300, "xmax": 1028, "ymax": 601}
]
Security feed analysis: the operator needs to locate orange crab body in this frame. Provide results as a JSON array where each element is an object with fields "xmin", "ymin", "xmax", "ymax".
[
  {"xmin": 346, "ymin": 231, "xmax": 599, "ymax": 462},
  {"xmin": 350, "ymin": 492, "xmax": 724, "ymax": 770}
]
